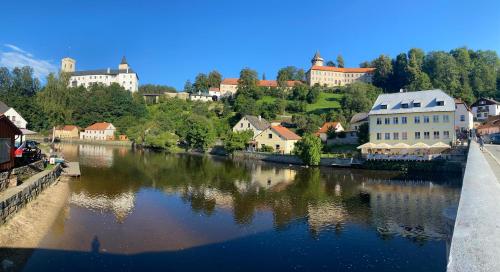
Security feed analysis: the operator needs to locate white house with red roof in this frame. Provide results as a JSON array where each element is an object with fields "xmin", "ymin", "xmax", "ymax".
[
  {"xmin": 315, "ymin": 122, "xmax": 345, "ymax": 142},
  {"xmin": 254, "ymin": 125, "xmax": 301, "ymax": 154},
  {"xmin": 80, "ymin": 122, "xmax": 116, "ymax": 140},
  {"xmin": 306, "ymin": 51, "xmax": 375, "ymax": 87}
]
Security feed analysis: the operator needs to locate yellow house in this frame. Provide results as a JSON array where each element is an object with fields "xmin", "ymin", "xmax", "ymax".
[
  {"xmin": 365, "ymin": 89, "xmax": 456, "ymax": 154},
  {"xmin": 54, "ymin": 125, "xmax": 80, "ymax": 138},
  {"xmin": 254, "ymin": 126, "xmax": 301, "ymax": 154}
]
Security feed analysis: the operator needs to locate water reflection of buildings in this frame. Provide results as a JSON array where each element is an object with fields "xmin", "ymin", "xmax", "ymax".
[
  {"xmin": 78, "ymin": 144, "xmax": 114, "ymax": 167},
  {"xmin": 235, "ymin": 164, "xmax": 297, "ymax": 193},
  {"xmin": 307, "ymin": 202, "xmax": 347, "ymax": 234},
  {"xmin": 360, "ymin": 180, "xmax": 460, "ymax": 240},
  {"xmin": 70, "ymin": 191, "xmax": 136, "ymax": 223}
]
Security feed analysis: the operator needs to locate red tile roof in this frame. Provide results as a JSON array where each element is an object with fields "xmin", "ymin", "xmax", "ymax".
[
  {"xmin": 221, "ymin": 78, "xmax": 239, "ymax": 85},
  {"xmin": 59, "ymin": 125, "xmax": 79, "ymax": 131},
  {"xmin": 478, "ymin": 116, "xmax": 500, "ymax": 129},
  {"xmin": 85, "ymin": 122, "xmax": 112, "ymax": 131},
  {"xmin": 271, "ymin": 126, "xmax": 301, "ymax": 140},
  {"xmin": 209, "ymin": 87, "xmax": 220, "ymax": 92},
  {"xmin": 310, "ymin": 66, "xmax": 375, "ymax": 73},
  {"xmin": 316, "ymin": 122, "xmax": 340, "ymax": 135},
  {"xmin": 221, "ymin": 78, "xmax": 302, "ymax": 87}
]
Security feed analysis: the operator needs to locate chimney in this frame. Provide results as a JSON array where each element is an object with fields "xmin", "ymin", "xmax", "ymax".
[{"xmin": 126, "ymin": 68, "xmax": 129, "ymax": 73}]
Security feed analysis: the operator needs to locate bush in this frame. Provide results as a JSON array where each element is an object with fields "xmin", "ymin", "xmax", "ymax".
[
  {"xmin": 293, "ymin": 134, "xmax": 322, "ymax": 166},
  {"xmin": 260, "ymin": 145, "xmax": 274, "ymax": 152},
  {"xmin": 224, "ymin": 130, "xmax": 253, "ymax": 154}
]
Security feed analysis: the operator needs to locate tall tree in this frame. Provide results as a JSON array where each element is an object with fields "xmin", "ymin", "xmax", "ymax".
[
  {"xmin": 423, "ymin": 51, "xmax": 461, "ymax": 96},
  {"xmin": 207, "ymin": 70, "xmax": 222, "ymax": 88},
  {"xmin": 371, "ymin": 55, "xmax": 393, "ymax": 92},
  {"xmin": 183, "ymin": 80, "xmax": 195, "ymax": 94},
  {"xmin": 391, "ymin": 53, "xmax": 410, "ymax": 91},
  {"xmin": 336, "ymin": 55, "xmax": 345, "ymax": 68},
  {"xmin": 194, "ymin": 73, "xmax": 209, "ymax": 92},
  {"xmin": 326, "ymin": 60, "xmax": 336, "ymax": 67},
  {"xmin": 406, "ymin": 49, "xmax": 432, "ymax": 91}
]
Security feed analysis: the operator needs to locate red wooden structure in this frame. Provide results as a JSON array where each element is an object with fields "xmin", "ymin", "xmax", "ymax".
[{"xmin": 0, "ymin": 115, "xmax": 22, "ymax": 171}]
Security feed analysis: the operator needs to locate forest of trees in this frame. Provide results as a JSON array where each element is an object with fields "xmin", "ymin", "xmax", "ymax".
[{"xmin": 365, "ymin": 47, "xmax": 500, "ymax": 103}]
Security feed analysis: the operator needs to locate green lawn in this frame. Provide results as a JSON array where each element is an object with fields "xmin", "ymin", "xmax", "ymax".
[
  {"xmin": 306, "ymin": 92, "xmax": 343, "ymax": 114},
  {"xmin": 256, "ymin": 92, "xmax": 343, "ymax": 115}
]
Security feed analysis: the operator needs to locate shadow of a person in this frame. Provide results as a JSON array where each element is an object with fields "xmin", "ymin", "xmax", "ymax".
[{"xmin": 91, "ymin": 235, "xmax": 100, "ymax": 254}]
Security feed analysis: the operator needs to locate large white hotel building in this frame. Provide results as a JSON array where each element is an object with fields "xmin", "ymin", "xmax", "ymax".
[{"xmin": 61, "ymin": 56, "xmax": 139, "ymax": 92}]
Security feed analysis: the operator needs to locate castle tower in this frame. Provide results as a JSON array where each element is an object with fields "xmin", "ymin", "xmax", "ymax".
[
  {"xmin": 118, "ymin": 56, "xmax": 129, "ymax": 70},
  {"xmin": 311, "ymin": 51, "xmax": 324, "ymax": 67},
  {"xmin": 61, "ymin": 57, "xmax": 76, "ymax": 73}
]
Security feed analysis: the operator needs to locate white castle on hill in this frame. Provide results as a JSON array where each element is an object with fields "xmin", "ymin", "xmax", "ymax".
[{"xmin": 61, "ymin": 56, "xmax": 139, "ymax": 92}]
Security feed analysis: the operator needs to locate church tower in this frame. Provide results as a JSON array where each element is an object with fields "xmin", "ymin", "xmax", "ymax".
[
  {"xmin": 311, "ymin": 51, "xmax": 324, "ymax": 67},
  {"xmin": 119, "ymin": 56, "xmax": 129, "ymax": 70},
  {"xmin": 61, "ymin": 57, "xmax": 76, "ymax": 73}
]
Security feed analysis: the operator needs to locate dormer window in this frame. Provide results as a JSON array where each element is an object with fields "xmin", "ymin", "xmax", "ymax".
[
  {"xmin": 401, "ymin": 103, "xmax": 409, "ymax": 108},
  {"xmin": 380, "ymin": 104, "xmax": 388, "ymax": 109},
  {"xmin": 436, "ymin": 100, "xmax": 445, "ymax": 106},
  {"xmin": 413, "ymin": 102, "xmax": 421, "ymax": 107}
]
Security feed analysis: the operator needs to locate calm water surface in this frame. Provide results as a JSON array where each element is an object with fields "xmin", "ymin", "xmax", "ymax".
[{"xmin": 24, "ymin": 144, "xmax": 461, "ymax": 272}]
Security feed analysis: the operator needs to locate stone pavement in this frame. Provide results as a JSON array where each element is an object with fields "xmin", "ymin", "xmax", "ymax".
[{"xmin": 484, "ymin": 144, "xmax": 500, "ymax": 182}]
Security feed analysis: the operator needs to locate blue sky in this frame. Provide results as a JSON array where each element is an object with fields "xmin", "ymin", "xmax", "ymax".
[{"xmin": 1, "ymin": 0, "xmax": 499, "ymax": 89}]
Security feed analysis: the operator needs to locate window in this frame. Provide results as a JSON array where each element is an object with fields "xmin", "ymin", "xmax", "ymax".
[
  {"xmin": 424, "ymin": 132, "xmax": 430, "ymax": 139},
  {"xmin": 393, "ymin": 117, "xmax": 399, "ymax": 124},
  {"xmin": 402, "ymin": 117, "xmax": 407, "ymax": 124},
  {"xmin": 385, "ymin": 133, "xmax": 390, "ymax": 140},
  {"xmin": 424, "ymin": 116, "xmax": 430, "ymax": 123},
  {"xmin": 433, "ymin": 131, "xmax": 440, "ymax": 139},
  {"xmin": 402, "ymin": 132, "xmax": 408, "ymax": 140},
  {"xmin": 275, "ymin": 144, "xmax": 280, "ymax": 150},
  {"xmin": 444, "ymin": 131, "xmax": 450, "ymax": 139},
  {"xmin": 433, "ymin": 115, "xmax": 439, "ymax": 123},
  {"xmin": 240, "ymin": 123, "xmax": 243, "ymax": 128},
  {"xmin": 377, "ymin": 133, "xmax": 382, "ymax": 140},
  {"xmin": 415, "ymin": 132, "xmax": 421, "ymax": 139},
  {"xmin": 11, "ymin": 116, "xmax": 16, "ymax": 122},
  {"xmin": 443, "ymin": 115, "xmax": 450, "ymax": 122},
  {"xmin": 436, "ymin": 100, "xmax": 445, "ymax": 106},
  {"xmin": 413, "ymin": 102, "xmax": 421, "ymax": 107},
  {"xmin": 384, "ymin": 118, "xmax": 390, "ymax": 125},
  {"xmin": 268, "ymin": 134, "xmax": 272, "ymax": 139},
  {"xmin": 414, "ymin": 116, "xmax": 420, "ymax": 123},
  {"xmin": 401, "ymin": 103, "xmax": 409, "ymax": 108},
  {"xmin": 393, "ymin": 132, "xmax": 399, "ymax": 140},
  {"xmin": 247, "ymin": 123, "xmax": 250, "ymax": 128},
  {"xmin": 460, "ymin": 115, "xmax": 465, "ymax": 122},
  {"xmin": 0, "ymin": 138, "xmax": 11, "ymax": 164},
  {"xmin": 376, "ymin": 117, "xmax": 382, "ymax": 125},
  {"xmin": 380, "ymin": 104, "xmax": 388, "ymax": 109}
]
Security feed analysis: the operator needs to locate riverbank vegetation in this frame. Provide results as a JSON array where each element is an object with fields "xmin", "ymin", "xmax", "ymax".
[{"xmin": 0, "ymin": 47, "xmax": 499, "ymax": 162}]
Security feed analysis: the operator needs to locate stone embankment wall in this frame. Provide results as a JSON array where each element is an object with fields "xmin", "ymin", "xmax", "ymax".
[
  {"xmin": 11, "ymin": 160, "xmax": 45, "ymax": 181},
  {"xmin": 232, "ymin": 151, "xmax": 363, "ymax": 167},
  {"xmin": 0, "ymin": 164, "xmax": 62, "ymax": 224},
  {"xmin": 60, "ymin": 138, "xmax": 132, "ymax": 147}
]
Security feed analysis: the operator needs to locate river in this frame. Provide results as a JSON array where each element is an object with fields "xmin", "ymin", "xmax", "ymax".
[{"xmin": 23, "ymin": 144, "xmax": 461, "ymax": 271}]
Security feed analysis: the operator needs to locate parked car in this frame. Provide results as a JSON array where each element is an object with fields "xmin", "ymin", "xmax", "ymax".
[
  {"xmin": 15, "ymin": 140, "xmax": 42, "ymax": 165},
  {"xmin": 489, "ymin": 134, "xmax": 500, "ymax": 145}
]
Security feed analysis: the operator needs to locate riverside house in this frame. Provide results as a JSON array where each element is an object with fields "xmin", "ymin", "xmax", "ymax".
[
  {"xmin": 54, "ymin": 125, "xmax": 80, "ymax": 138},
  {"xmin": 315, "ymin": 122, "xmax": 344, "ymax": 142},
  {"xmin": 477, "ymin": 115, "xmax": 500, "ymax": 135},
  {"xmin": 454, "ymin": 99, "xmax": 474, "ymax": 132},
  {"xmin": 254, "ymin": 126, "xmax": 301, "ymax": 154},
  {"xmin": 0, "ymin": 115, "xmax": 22, "ymax": 171},
  {"xmin": 232, "ymin": 115, "xmax": 270, "ymax": 137},
  {"xmin": 360, "ymin": 89, "xmax": 456, "ymax": 158},
  {"xmin": 80, "ymin": 122, "xmax": 116, "ymax": 141},
  {"xmin": 471, "ymin": 98, "xmax": 500, "ymax": 121}
]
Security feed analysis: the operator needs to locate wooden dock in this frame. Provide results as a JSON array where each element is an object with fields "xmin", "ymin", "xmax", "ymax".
[{"xmin": 62, "ymin": 162, "xmax": 81, "ymax": 177}]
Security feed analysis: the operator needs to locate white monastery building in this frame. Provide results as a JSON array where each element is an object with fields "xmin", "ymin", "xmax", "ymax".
[
  {"xmin": 306, "ymin": 51, "xmax": 375, "ymax": 87},
  {"xmin": 61, "ymin": 56, "xmax": 139, "ymax": 92},
  {"xmin": 80, "ymin": 122, "xmax": 116, "ymax": 141}
]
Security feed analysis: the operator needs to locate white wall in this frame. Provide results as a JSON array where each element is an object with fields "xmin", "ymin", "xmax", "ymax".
[
  {"xmin": 455, "ymin": 104, "xmax": 473, "ymax": 131},
  {"xmin": 5, "ymin": 108, "xmax": 27, "ymax": 129}
]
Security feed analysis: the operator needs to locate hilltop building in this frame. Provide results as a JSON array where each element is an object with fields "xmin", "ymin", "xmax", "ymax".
[
  {"xmin": 61, "ymin": 56, "xmax": 139, "ymax": 92},
  {"xmin": 219, "ymin": 79, "xmax": 301, "ymax": 96},
  {"xmin": 306, "ymin": 51, "xmax": 375, "ymax": 87}
]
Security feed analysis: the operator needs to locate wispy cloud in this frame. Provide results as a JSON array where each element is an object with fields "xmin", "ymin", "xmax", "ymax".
[{"xmin": 0, "ymin": 44, "xmax": 57, "ymax": 80}]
